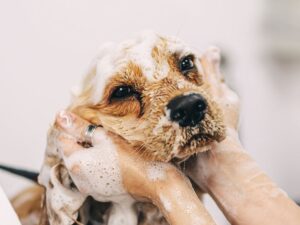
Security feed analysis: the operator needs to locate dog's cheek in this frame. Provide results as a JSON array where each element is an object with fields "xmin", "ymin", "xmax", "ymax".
[
  {"xmin": 143, "ymin": 132, "xmax": 176, "ymax": 162},
  {"xmin": 205, "ymin": 101, "xmax": 226, "ymax": 141}
]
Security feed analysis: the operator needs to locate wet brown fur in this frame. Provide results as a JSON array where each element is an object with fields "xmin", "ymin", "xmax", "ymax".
[
  {"xmin": 12, "ymin": 35, "xmax": 225, "ymax": 225},
  {"xmin": 70, "ymin": 37, "xmax": 225, "ymax": 162}
]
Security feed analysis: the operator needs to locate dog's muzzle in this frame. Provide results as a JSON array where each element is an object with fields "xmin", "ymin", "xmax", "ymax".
[{"xmin": 167, "ymin": 93, "xmax": 207, "ymax": 127}]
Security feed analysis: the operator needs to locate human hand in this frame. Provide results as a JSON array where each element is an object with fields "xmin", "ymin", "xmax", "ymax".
[
  {"xmin": 55, "ymin": 111, "xmax": 217, "ymax": 225},
  {"xmin": 186, "ymin": 47, "xmax": 300, "ymax": 225},
  {"xmin": 186, "ymin": 46, "xmax": 242, "ymax": 191}
]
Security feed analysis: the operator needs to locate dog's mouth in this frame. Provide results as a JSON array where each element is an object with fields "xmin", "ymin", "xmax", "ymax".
[
  {"xmin": 183, "ymin": 133, "xmax": 214, "ymax": 148},
  {"xmin": 171, "ymin": 125, "xmax": 224, "ymax": 160},
  {"xmin": 147, "ymin": 110, "xmax": 225, "ymax": 161},
  {"xmin": 167, "ymin": 132, "xmax": 215, "ymax": 162},
  {"xmin": 178, "ymin": 131, "xmax": 215, "ymax": 154}
]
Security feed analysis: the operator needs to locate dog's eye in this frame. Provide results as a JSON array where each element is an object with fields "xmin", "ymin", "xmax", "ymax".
[
  {"xmin": 110, "ymin": 85, "xmax": 135, "ymax": 100},
  {"xmin": 179, "ymin": 55, "xmax": 195, "ymax": 74}
]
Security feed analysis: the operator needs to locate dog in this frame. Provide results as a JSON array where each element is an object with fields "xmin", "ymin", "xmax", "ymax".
[{"xmin": 9, "ymin": 31, "xmax": 226, "ymax": 225}]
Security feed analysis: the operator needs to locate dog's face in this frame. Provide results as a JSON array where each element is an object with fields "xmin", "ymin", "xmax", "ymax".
[{"xmin": 70, "ymin": 31, "xmax": 225, "ymax": 162}]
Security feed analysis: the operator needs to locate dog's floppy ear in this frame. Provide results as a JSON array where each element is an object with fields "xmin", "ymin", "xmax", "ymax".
[{"xmin": 10, "ymin": 185, "xmax": 45, "ymax": 225}]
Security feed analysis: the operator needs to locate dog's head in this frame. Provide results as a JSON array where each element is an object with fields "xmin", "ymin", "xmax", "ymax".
[{"xmin": 70, "ymin": 31, "xmax": 225, "ymax": 162}]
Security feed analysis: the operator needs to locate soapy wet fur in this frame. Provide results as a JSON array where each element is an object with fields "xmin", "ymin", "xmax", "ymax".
[
  {"xmin": 70, "ymin": 31, "xmax": 225, "ymax": 162},
  {"xmin": 15, "ymin": 31, "xmax": 226, "ymax": 225}
]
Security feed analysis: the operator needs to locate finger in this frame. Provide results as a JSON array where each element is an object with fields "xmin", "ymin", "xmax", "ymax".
[
  {"xmin": 55, "ymin": 110, "xmax": 107, "ymax": 146},
  {"xmin": 57, "ymin": 133, "xmax": 83, "ymax": 157},
  {"xmin": 201, "ymin": 46, "xmax": 221, "ymax": 75},
  {"xmin": 200, "ymin": 46, "xmax": 223, "ymax": 96},
  {"xmin": 55, "ymin": 110, "xmax": 87, "ymax": 141}
]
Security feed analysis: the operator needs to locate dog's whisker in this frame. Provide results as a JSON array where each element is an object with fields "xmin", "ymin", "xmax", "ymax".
[{"xmin": 35, "ymin": 31, "xmax": 227, "ymax": 225}]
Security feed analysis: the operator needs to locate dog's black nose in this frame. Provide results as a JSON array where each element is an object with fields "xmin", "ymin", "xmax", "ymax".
[{"xmin": 167, "ymin": 93, "xmax": 207, "ymax": 127}]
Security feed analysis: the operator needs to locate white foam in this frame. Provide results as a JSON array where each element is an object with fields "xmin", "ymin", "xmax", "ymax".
[
  {"xmin": 60, "ymin": 129, "xmax": 137, "ymax": 225},
  {"xmin": 147, "ymin": 162, "xmax": 167, "ymax": 181},
  {"xmin": 62, "ymin": 130, "xmax": 126, "ymax": 201},
  {"xmin": 152, "ymin": 115, "xmax": 170, "ymax": 135},
  {"xmin": 165, "ymin": 108, "xmax": 171, "ymax": 120},
  {"xmin": 47, "ymin": 165, "xmax": 86, "ymax": 224},
  {"xmin": 107, "ymin": 198, "xmax": 137, "ymax": 225},
  {"xmin": 184, "ymin": 202, "xmax": 197, "ymax": 214},
  {"xmin": 72, "ymin": 30, "xmax": 203, "ymax": 105},
  {"xmin": 160, "ymin": 61, "xmax": 170, "ymax": 78},
  {"xmin": 171, "ymin": 124, "xmax": 181, "ymax": 157},
  {"xmin": 177, "ymin": 79, "xmax": 186, "ymax": 89},
  {"xmin": 90, "ymin": 31, "xmax": 160, "ymax": 104}
]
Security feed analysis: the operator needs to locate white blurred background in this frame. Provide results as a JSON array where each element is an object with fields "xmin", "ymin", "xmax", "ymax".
[{"xmin": 0, "ymin": 0, "xmax": 299, "ymax": 224}]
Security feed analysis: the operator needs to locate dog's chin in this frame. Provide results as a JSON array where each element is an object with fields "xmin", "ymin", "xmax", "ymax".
[
  {"xmin": 174, "ymin": 117, "xmax": 226, "ymax": 160},
  {"xmin": 175, "ymin": 134, "xmax": 215, "ymax": 159}
]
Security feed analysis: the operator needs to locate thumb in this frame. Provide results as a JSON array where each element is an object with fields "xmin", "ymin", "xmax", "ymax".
[{"xmin": 200, "ymin": 46, "xmax": 224, "ymax": 97}]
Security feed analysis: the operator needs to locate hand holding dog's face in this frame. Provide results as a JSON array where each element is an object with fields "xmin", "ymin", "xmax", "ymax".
[
  {"xmin": 70, "ymin": 32, "xmax": 226, "ymax": 162},
  {"xmin": 55, "ymin": 111, "xmax": 177, "ymax": 200},
  {"xmin": 54, "ymin": 111, "xmax": 216, "ymax": 225}
]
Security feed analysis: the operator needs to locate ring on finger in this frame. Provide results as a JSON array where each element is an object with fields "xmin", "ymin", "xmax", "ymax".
[{"xmin": 84, "ymin": 124, "xmax": 100, "ymax": 147}]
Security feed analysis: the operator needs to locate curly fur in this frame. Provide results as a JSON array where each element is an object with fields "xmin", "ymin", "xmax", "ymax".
[{"xmin": 12, "ymin": 31, "xmax": 226, "ymax": 225}]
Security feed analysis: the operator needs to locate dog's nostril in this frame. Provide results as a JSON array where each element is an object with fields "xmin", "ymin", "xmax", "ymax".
[{"xmin": 167, "ymin": 93, "xmax": 207, "ymax": 127}]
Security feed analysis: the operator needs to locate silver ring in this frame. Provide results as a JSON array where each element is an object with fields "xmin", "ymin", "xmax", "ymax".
[{"xmin": 84, "ymin": 124, "xmax": 99, "ymax": 146}]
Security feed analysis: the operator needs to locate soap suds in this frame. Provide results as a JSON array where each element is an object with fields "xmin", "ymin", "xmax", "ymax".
[
  {"xmin": 73, "ymin": 30, "xmax": 201, "ymax": 105},
  {"xmin": 63, "ymin": 145, "xmax": 125, "ymax": 201},
  {"xmin": 184, "ymin": 202, "xmax": 196, "ymax": 214},
  {"xmin": 171, "ymin": 125, "xmax": 181, "ymax": 157},
  {"xmin": 177, "ymin": 79, "xmax": 186, "ymax": 89},
  {"xmin": 47, "ymin": 165, "xmax": 86, "ymax": 225},
  {"xmin": 107, "ymin": 198, "xmax": 137, "ymax": 225},
  {"xmin": 159, "ymin": 194, "xmax": 172, "ymax": 212},
  {"xmin": 153, "ymin": 115, "xmax": 170, "ymax": 135},
  {"xmin": 147, "ymin": 162, "xmax": 167, "ymax": 181},
  {"xmin": 60, "ymin": 129, "xmax": 136, "ymax": 225}
]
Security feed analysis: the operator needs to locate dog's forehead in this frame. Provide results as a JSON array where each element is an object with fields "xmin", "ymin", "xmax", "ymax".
[{"xmin": 83, "ymin": 31, "xmax": 199, "ymax": 104}]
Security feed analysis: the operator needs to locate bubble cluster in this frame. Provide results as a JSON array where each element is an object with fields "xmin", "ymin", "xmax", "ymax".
[
  {"xmin": 147, "ymin": 162, "xmax": 168, "ymax": 181},
  {"xmin": 62, "ymin": 130, "xmax": 126, "ymax": 203},
  {"xmin": 59, "ymin": 131, "xmax": 137, "ymax": 225}
]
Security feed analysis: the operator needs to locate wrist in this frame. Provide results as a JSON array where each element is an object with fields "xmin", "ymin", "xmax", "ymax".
[
  {"xmin": 151, "ymin": 169, "xmax": 216, "ymax": 225},
  {"xmin": 202, "ymin": 142, "xmax": 252, "ymax": 191}
]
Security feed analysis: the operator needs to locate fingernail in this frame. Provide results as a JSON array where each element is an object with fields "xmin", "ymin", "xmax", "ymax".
[{"xmin": 58, "ymin": 110, "xmax": 73, "ymax": 128}]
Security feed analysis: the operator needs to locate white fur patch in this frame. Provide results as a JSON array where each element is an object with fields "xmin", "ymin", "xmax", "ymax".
[{"xmin": 153, "ymin": 115, "xmax": 171, "ymax": 135}]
